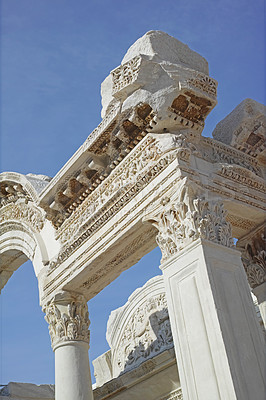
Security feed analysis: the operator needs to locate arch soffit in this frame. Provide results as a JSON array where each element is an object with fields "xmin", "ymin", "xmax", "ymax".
[{"xmin": 0, "ymin": 173, "xmax": 50, "ymax": 282}]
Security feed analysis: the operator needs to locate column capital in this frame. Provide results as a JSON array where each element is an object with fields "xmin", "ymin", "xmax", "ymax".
[
  {"xmin": 144, "ymin": 178, "xmax": 234, "ymax": 262},
  {"xmin": 237, "ymin": 225, "xmax": 266, "ymax": 290},
  {"xmin": 43, "ymin": 291, "xmax": 90, "ymax": 351}
]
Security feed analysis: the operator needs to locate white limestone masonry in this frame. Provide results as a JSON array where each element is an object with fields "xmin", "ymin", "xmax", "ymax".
[{"xmin": 0, "ymin": 31, "xmax": 265, "ymax": 400}]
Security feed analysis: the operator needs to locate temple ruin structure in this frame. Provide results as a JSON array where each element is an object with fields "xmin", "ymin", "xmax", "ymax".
[{"xmin": 0, "ymin": 31, "xmax": 265, "ymax": 400}]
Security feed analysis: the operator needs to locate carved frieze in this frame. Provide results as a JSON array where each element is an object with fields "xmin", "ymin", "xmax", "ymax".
[
  {"xmin": 116, "ymin": 293, "xmax": 173, "ymax": 373},
  {"xmin": 111, "ymin": 55, "xmax": 142, "ymax": 95},
  {"xmin": 0, "ymin": 202, "xmax": 44, "ymax": 232},
  {"xmin": 201, "ymin": 137, "xmax": 261, "ymax": 176},
  {"xmin": 99, "ymin": 276, "xmax": 174, "ymax": 379},
  {"xmin": 43, "ymin": 293, "xmax": 90, "ymax": 350},
  {"xmin": 145, "ymin": 179, "xmax": 233, "ymax": 262}
]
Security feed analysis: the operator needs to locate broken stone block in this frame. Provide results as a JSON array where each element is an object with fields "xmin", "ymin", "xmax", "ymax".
[{"xmin": 212, "ymin": 98, "xmax": 266, "ymax": 164}]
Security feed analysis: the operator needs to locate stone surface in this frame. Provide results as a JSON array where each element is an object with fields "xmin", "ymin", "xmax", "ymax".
[
  {"xmin": 160, "ymin": 239, "xmax": 266, "ymax": 400},
  {"xmin": 0, "ymin": 31, "xmax": 265, "ymax": 400},
  {"xmin": 94, "ymin": 275, "xmax": 174, "ymax": 384},
  {"xmin": 212, "ymin": 98, "xmax": 266, "ymax": 164},
  {"xmin": 101, "ymin": 31, "xmax": 217, "ymax": 134},
  {"xmin": 0, "ymin": 382, "xmax": 54, "ymax": 399},
  {"xmin": 121, "ymin": 31, "xmax": 209, "ymax": 73}
]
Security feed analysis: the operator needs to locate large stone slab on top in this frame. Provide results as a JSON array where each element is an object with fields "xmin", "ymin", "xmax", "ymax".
[
  {"xmin": 212, "ymin": 98, "xmax": 266, "ymax": 164},
  {"xmin": 101, "ymin": 31, "xmax": 217, "ymax": 132},
  {"xmin": 121, "ymin": 30, "xmax": 209, "ymax": 74}
]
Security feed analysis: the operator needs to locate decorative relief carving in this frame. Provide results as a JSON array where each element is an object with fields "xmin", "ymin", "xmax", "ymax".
[
  {"xmin": 201, "ymin": 137, "xmax": 261, "ymax": 176},
  {"xmin": 226, "ymin": 214, "xmax": 257, "ymax": 232},
  {"xmin": 239, "ymin": 227, "xmax": 266, "ymax": 289},
  {"xmin": 48, "ymin": 135, "xmax": 184, "ymax": 268},
  {"xmin": 0, "ymin": 202, "xmax": 44, "ymax": 232},
  {"xmin": 111, "ymin": 56, "xmax": 142, "ymax": 95},
  {"xmin": 81, "ymin": 227, "xmax": 155, "ymax": 291},
  {"xmin": 188, "ymin": 72, "xmax": 217, "ymax": 98},
  {"xmin": 216, "ymin": 165, "xmax": 266, "ymax": 192},
  {"xmin": 43, "ymin": 293, "xmax": 90, "ymax": 350},
  {"xmin": 116, "ymin": 293, "xmax": 173, "ymax": 373},
  {"xmin": 0, "ymin": 182, "xmax": 30, "ymax": 208},
  {"xmin": 161, "ymin": 388, "xmax": 183, "ymax": 400},
  {"xmin": 145, "ymin": 180, "xmax": 233, "ymax": 261}
]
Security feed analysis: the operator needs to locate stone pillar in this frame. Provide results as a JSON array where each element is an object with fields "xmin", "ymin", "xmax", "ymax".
[
  {"xmin": 43, "ymin": 292, "xmax": 93, "ymax": 400},
  {"xmin": 238, "ymin": 226, "xmax": 266, "ymax": 328},
  {"xmin": 144, "ymin": 186, "xmax": 266, "ymax": 400}
]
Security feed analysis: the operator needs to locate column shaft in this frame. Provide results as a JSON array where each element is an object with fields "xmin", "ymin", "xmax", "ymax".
[
  {"xmin": 44, "ymin": 292, "xmax": 93, "ymax": 400},
  {"xmin": 55, "ymin": 342, "xmax": 93, "ymax": 400}
]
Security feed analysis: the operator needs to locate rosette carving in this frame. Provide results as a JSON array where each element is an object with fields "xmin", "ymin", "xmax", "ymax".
[{"xmin": 43, "ymin": 292, "xmax": 90, "ymax": 350}]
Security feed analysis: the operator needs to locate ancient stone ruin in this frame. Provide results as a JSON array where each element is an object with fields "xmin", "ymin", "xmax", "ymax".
[{"xmin": 0, "ymin": 31, "xmax": 265, "ymax": 400}]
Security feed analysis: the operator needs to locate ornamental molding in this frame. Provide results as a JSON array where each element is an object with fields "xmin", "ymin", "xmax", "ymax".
[
  {"xmin": 47, "ymin": 134, "xmax": 188, "ymax": 269},
  {"xmin": 81, "ymin": 226, "xmax": 156, "ymax": 293},
  {"xmin": 160, "ymin": 389, "xmax": 183, "ymax": 400},
  {"xmin": 201, "ymin": 137, "xmax": 261, "ymax": 176},
  {"xmin": 114, "ymin": 292, "xmax": 173, "ymax": 375},
  {"xmin": 226, "ymin": 214, "xmax": 257, "ymax": 232},
  {"xmin": 93, "ymin": 275, "xmax": 174, "ymax": 381},
  {"xmin": 0, "ymin": 202, "xmax": 45, "ymax": 232},
  {"xmin": 111, "ymin": 55, "xmax": 142, "ymax": 95},
  {"xmin": 51, "ymin": 132, "xmax": 263, "ymax": 267},
  {"xmin": 0, "ymin": 171, "xmax": 48, "ymax": 209},
  {"xmin": 43, "ymin": 292, "xmax": 90, "ymax": 350},
  {"xmin": 216, "ymin": 165, "xmax": 266, "ymax": 193},
  {"xmin": 43, "ymin": 172, "xmax": 182, "ymax": 299},
  {"xmin": 237, "ymin": 225, "xmax": 266, "ymax": 289},
  {"xmin": 144, "ymin": 179, "xmax": 233, "ymax": 262}
]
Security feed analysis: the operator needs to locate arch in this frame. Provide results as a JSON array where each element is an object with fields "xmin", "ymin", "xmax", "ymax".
[
  {"xmin": 0, "ymin": 220, "xmax": 49, "ymax": 293},
  {"xmin": 0, "ymin": 172, "xmax": 51, "ymax": 292}
]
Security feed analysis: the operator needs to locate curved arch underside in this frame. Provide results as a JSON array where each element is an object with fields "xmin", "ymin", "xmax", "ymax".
[{"xmin": 0, "ymin": 223, "xmax": 37, "ymax": 292}]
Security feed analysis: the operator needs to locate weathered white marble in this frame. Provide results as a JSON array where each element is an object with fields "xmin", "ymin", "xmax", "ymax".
[{"xmin": 0, "ymin": 30, "xmax": 265, "ymax": 400}]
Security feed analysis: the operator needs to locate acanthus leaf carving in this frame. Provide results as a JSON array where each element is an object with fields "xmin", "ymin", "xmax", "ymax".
[
  {"xmin": 144, "ymin": 179, "xmax": 234, "ymax": 262},
  {"xmin": 43, "ymin": 293, "xmax": 90, "ymax": 350},
  {"xmin": 238, "ymin": 226, "xmax": 266, "ymax": 289}
]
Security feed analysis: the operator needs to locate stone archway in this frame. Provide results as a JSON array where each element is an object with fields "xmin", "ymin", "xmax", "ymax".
[
  {"xmin": 1, "ymin": 31, "xmax": 265, "ymax": 400},
  {"xmin": 0, "ymin": 172, "xmax": 55, "ymax": 295}
]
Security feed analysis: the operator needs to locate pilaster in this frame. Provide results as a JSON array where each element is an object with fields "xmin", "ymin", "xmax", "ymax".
[{"xmin": 144, "ymin": 182, "xmax": 266, "ymax": 400}]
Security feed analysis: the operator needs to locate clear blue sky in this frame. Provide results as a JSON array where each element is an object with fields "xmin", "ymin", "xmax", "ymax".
[{"xmin": 0, "ymin": 0, "xmax": 265, "ymax": 386}]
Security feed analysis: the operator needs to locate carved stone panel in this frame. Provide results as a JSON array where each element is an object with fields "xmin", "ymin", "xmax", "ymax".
[
  {"xmin": 43, "ymin": 292, "xmax": 90, "ymax": 350},
  {"xmin": 238, "ymin": 225, "xmax": 266, "ymax": 289},
  {"xmin": 93, "ymin": 275, "xmax": 173, "ymax": 383},
  {"xmin": 144, "ymin": 179, "xmax": 233, "ymax": 262}
]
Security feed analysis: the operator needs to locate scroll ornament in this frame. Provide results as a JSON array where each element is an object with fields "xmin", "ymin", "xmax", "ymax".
[
  {"xmin": 145, "ymin": 183, "xmax": 234, "ymax": 262},
  {"xmin": 241, "ymin": 229, "xmax": 266, "ymax": 289},
  {"xmin": 44, "ymin": 295, "xmax": 90, "ymax": 350}
]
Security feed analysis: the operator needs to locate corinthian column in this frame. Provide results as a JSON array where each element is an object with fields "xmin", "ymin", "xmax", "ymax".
[
  {"xmin": 144, "ymin": 181, "xmax": 266, "ymax": 400},
  {"xmin": 238, "ymin": 225, "xmax": 266, "ymax": 328},
  {"xmin": 43, "ymin": 292, "xmax": 93, "ymax": 400}
]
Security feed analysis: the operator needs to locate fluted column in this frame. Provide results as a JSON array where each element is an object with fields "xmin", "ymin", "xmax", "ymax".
[
  {"xmin": 144, "ymin": 181, "xmax": 266, "ymax": 400},
  {"xmin": 238, "ymin": 225, "xmax": 266, "ymax": 328},
  {"xmin": 43, "ymin": 292, "xmax": 93, "ymax": 400}
]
